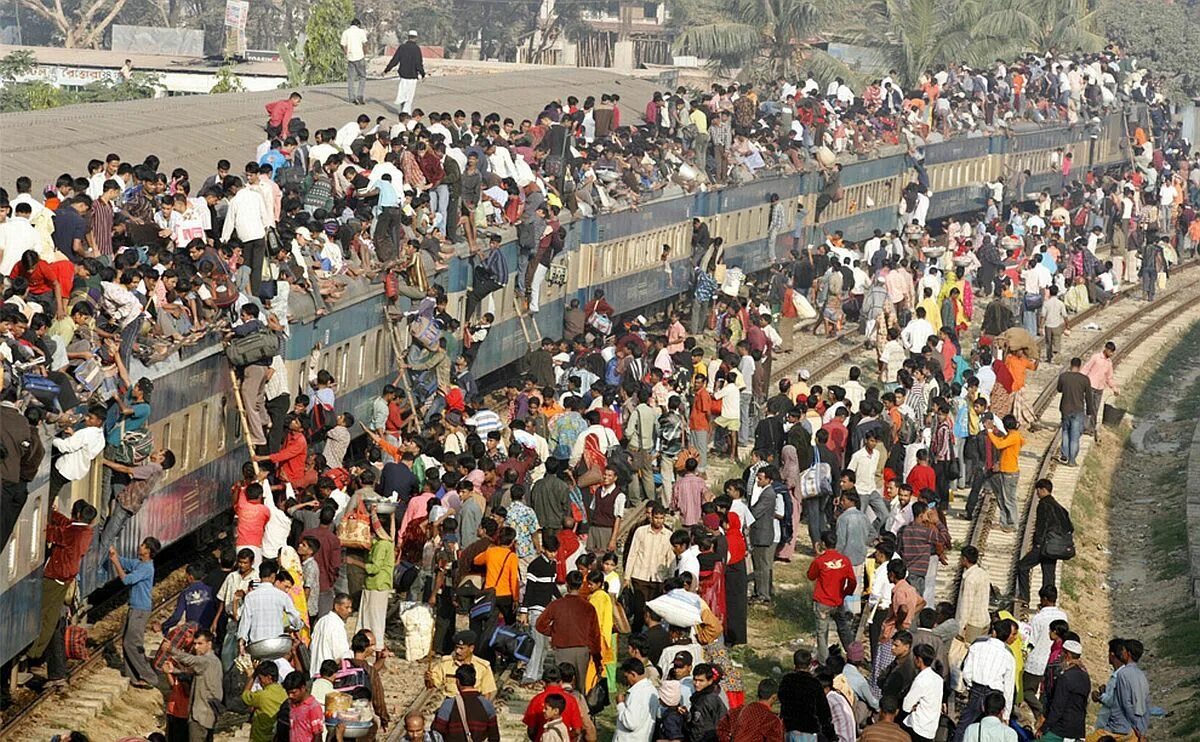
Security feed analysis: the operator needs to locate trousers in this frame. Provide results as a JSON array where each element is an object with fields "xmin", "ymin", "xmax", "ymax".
[
  {"xmin": 813, "ymin": 600, "xmax": 854, "ymax": 662},
  {"xmin": 241, "ymin": 364, "xmax": 270, "ymax": 446},
  {"xmin": 359, "ymin": 589, "xmax": 391, "ymax": 651},
  {"xmin": 32, "ymin": 577, "xmax": 70, "ymax": 658},
  {"xmin": 0, "ymin": 480, "xmax": 29, "ymax": 553},
  {"xmin": 242, "ymin": 238, "xmax": 267, "ymax": 297},
  {"xmin": 1015, "ymin": 550, "xmax": 1057, "ymax": 603},
  {"xmin": 555, "ymin": 645, "xmax": 593, "ymax": 693},
  {"xmin": 522, "ymin": 606, "xmax": 551, "ymax": 683},
  {"xmin": 123, "ymin": 607, "xmax": 158, "ymax": 684},
  {"xmin": 346, "ymin": 59, "xmax": 367, "ymax": 102},
  {"xmin": 1060, "ymin": 411, "xmax": 1085, "ymax": 465},
  {"xmin": 394, "ymin": 77, "xmax": 418, "ymax": 112},
  {"xmin": 751, "ymin": 544, "xmax": 774, "ymax": 600}
]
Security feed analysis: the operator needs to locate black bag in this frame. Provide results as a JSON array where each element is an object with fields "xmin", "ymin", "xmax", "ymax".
[
  {"xmin": 488, "ymin": 625, "xmax": 535, "ymax": 663},
  {"xmin": 1041, "ymin": 530, "xmax": 1076, "ymax": 560},
  {"xmin": 947, "ymin": 458, "xmax": 961, "ymax": 482},
  {"xmin": 470, "ymin": 264, "xmax": 505, "ymax": 301},
  {"xmin": 393, "ymin": 560, "xmax": 420, "ymax": 593},
  {"xmin": 586, "ymin": 678, "xmax": 610, "ymax": 714}
]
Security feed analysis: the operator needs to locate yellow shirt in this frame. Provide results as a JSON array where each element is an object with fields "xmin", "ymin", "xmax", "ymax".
[
  {"xmin": 690, "ymin": 108, "xmax": 709, "ymax": 135},
  {"xmin": 429, "ymin": 655, "xmax": 497, "ymax": 698}
]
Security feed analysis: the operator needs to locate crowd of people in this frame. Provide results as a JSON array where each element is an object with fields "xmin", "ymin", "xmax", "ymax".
[{"xmin": 0, "ymin": 37, "xmax": 1184, "ymax": 742}]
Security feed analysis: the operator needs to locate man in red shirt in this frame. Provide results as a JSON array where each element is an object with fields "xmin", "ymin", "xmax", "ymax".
[
  {"xmin": 234, "ymin": 477, "xmax": 271, "ymax": 568},
  {"xmin": 31, "ymin": 499, "xmax": 97, "ymax": 685},
  {"xmin": 806, "ymin": 531, "xmax": 857, "ymax": 663},
  {"xmin": 689, "ymin": 373, "xmax": 715, "ymax": 473},
  {"xmin": 252, "ymin": 414, "xmax": 307, "ymax": 483},
  {"xmin": 717, "ymin": 677, "xmax": 784, "ymax": 741},
  {"xmin": 905, "ymin": 448, "xmax": 937, "ymax": 495},
  {"xmin": 820, "ymin": 407, "xmax": 850, "ymax": 461},
  {"xmin": 264, "ymin": 92, "xmax": 302, "ymax": 139},
  {"xmin": 521, "ymin": 665, "xmax": 584, "ymax": 740}
]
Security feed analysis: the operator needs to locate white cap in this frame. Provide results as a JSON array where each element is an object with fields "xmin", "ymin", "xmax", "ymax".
[
  {"xmin": 1063, "ymin": 639, "xmax": 1083, "ymax": 656},
  {"xmin": 408, "ymin": 29, "xmax": 418, "ymax": 37},
  {"xmin": 799, "ymin": 368, "xmax": 812, "ymax": 381}
]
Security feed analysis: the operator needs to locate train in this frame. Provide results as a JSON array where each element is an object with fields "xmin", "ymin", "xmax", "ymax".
[{"xmin": 0, "ymin": 106, "xmax": 1138, "ymax": 671}]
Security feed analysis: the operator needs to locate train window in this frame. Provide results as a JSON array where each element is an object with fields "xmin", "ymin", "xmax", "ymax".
[
  {"xmin": 6, "ymin": 529, "xmax": 15, "ymax": 580},
  {"xmin": 358, "ymin": 340, "xmax": 367, "ymax": 382},
  {"xmin": 199, "ymin": 404, "xmax": 209, "ymax": 459},
  {"xmin": 338, "ymin": 344, "xmax": 349, "ymax": 385},
  {"xmin": 28, "ymin": 505, "xmax": 40, "ymax": 563},
  {"xmin": 179, "ymin": 415, "xmax": 190, "ymax": 470}
]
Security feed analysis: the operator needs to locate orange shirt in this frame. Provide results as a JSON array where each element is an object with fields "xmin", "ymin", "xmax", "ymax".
[
  {"xmin": 1004, "ymin": 355, "xmax": 1036, "ymax": 392},
  {"xmin": 474, "ymin": 545, "xmax": 520, "ymax": 598},
  {"xmin": 987, "ymin": 430, "xmax": 1023, "ymax": 473}
]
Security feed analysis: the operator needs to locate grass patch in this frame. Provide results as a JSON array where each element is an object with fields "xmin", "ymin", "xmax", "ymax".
[
  {"xmin": 1149, "ymin": 503, "xmax": 1189, "ymax": 581},
  {"xmin": 1129, "ymin": 320, "xmax": 1200, "ymax": 417},
  {"xmin": 1059, "ymin": 568, "xmax": 1081, "ymax": 602}
]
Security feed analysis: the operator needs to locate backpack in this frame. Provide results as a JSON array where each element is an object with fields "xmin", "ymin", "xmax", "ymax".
[
  {"xmin": 897, "ymin": 411, "xmax": 920, "ymax": 446},
  {"xmin": 226, "ymin": 329, "xmax": 281, "ymax": 367}
]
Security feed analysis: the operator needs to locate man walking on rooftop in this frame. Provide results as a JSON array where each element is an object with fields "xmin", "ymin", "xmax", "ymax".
[
  {"xmin": 385, "ymin": 30, "xmax": 426, "ymax": 114},
  {"xmin": 341, "ymin": 18, "xmax": 369, "ymax": 105}
]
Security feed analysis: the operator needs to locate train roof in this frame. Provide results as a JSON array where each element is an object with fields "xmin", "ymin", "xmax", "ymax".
[{"xmin": 0, "ymin": 66, "xmax": 663, "ymax": 187}]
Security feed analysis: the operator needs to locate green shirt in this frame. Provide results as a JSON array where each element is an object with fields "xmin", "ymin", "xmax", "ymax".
[
  {"xmin": 242, "ymin": 682, "xmax": 288, "ymax": 742},
  {"xmin": 364, "ymin": 536, "xmax": 396, "ymax": 591}
]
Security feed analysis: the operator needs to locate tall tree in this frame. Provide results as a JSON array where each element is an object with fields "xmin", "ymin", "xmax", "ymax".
[
  {"xmin": 672, "ymin": 0, "xmax": 854, "ymax": 82},
  {"xmin": 302, "ymin": 0, "xmax": 354, "ymax": 84},
  {"xmin": 16, "ymin": 0, "xmax": 134, "ymax": 47}
]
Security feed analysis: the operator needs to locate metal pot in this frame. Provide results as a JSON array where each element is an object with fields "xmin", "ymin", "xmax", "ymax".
[
  {"xmin": 246, "ymin": 635, "xmax": 293, "ymax": 660},
  {"xmin": 362, "ymin": 497, "xmax": 398, "ymax": 515},
  {"xmin": 326, "ymin": 720, "xmax": 374, "ymax": 739}
]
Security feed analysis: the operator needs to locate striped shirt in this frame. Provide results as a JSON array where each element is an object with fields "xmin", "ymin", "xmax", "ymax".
[
  {"xmin": 90, "ymin": 199, "xmax": 114, "ymax": 257},
  {"xmin": 432, "ymin": 690, "xmax": 500, "ymax": 741}
]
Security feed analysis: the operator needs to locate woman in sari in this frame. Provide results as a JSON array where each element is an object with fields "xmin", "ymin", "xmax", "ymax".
[
  {"xmin": 278, "ymin": 546, "xmax": 311, "ymax": 644},
  {"xmin": 714, "ymin": 487, "xmax": 748, "ymax": 646},
  {"xmin": 584, "ymin": 569, "xmax": 616, "ymax": 693},
  {"xmin": 775, "ymin": 445, "xmax": 804, "ymax": 561}
]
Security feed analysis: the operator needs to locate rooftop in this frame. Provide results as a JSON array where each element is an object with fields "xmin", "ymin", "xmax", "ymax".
[{"xmin": 0, "ymin": 65, "xmax": 662, "ymax": 187}]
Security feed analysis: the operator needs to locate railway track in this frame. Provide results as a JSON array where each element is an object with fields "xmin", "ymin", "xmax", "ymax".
[
  {"xmin": 935, "ymin": 259, "xmax": 1200, "ymax": 611},
  {"xmin": 0, "ymin": 583, "xmax": 188, "ymax": 739}
]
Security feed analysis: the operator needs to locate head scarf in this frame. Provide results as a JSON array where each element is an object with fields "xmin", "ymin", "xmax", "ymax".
[{"xmin": 780, "ymin": 444, "xmax": 802, "ymax": 492}]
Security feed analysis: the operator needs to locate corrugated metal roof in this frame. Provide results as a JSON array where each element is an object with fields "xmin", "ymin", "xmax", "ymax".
[{"xmin": 0, "ymin": 66, "xmax": 661, "ymax": 186}]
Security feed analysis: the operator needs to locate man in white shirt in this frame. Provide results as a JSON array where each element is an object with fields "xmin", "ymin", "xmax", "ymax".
[
  {"xmin": 0, "ymin": 203, "xmax": 41, "ymax": 274},
  {"xmin": 220, "ymin": 178, "xmax": 271, "ymax": 296},
  {"xmin": 901, "ymin": 307, "xmax": 935, "ymax": 354},
  {"xmin": 335, "ymin": 114, "xmax": 374, "ymax": 152},
  {"xmin": 485, "ymin": 140, "xmax": 519, "ymax": 182},
  {"xmin": 50, "ymin": 406, "xmax": 107, "ymax": 498},
  {"xmin": 309, "ymin": 592, "xmax": 353, "ymax": 676},
  {"xmin": 614, "ymin": 659, "xmax": 660, "ymax": 741},
  {"xmin": 1023, "ymin": 584, "xmax": 1068, "ymax": 697},
  {"xmin": 1021, "ymin": 256, "xmax": 1052, "ymax": 335},
  {"xmin": 960, "ymin": 619, "xmax": 1017, "ymax": 729},
  {"xmin": 340, "ymin": 19, "xmax": 369, "ymax": 105},
  {"xmin": 903, "ymin": 644, "xmax": 944, "ymax": 742}
]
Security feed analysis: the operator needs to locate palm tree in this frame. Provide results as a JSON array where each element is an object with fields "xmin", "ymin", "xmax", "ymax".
[
  {"xmin": 672, "ymin": 0, "xmax": 855, "ymax": 82},
  {"xmin": 839, "ymin": 0, "xmax": 1004, "ymax": 87},
  {"xmin": 970, "ymin": 0, "xmax": 1104, "ymax": 57},
  {"xmin": 842, "ymin": 0, "xmax": 1103, "ymax": 88}
]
